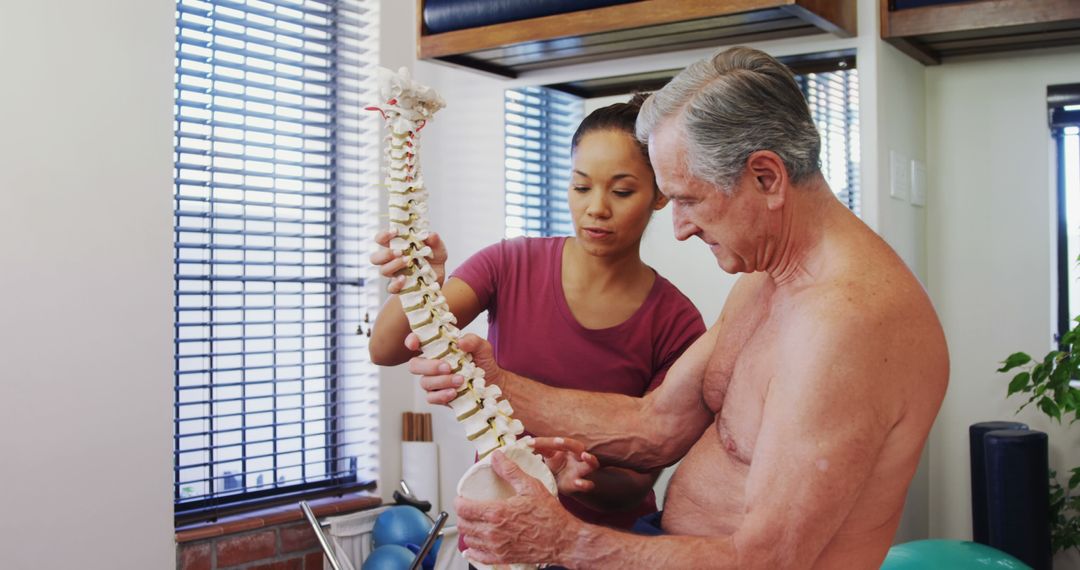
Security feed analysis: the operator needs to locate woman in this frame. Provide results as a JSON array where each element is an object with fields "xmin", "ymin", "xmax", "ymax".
[{"xmin": 369, "ymin": 94, "xmax": 705, "ymax": 531}]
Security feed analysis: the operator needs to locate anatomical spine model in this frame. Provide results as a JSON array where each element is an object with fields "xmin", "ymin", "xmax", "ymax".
[{"xmin": 367, "ymin": 68, "xmax": 556, "ymax": 570}]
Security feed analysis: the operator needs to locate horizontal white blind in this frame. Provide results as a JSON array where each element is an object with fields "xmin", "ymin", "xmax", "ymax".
[
  {"xmin": 173, "ymin": 0, "xmax": 380, "ymax": 519},
  {"xmin": 504, "ymin": 66, "xmax": 860, "ymax": 239},
  {"xmin": 801, "ymin": 66, "xmax": 860, "ymax": 215},
  {"xmin": 504, "ymin": 87, "xmax": 584, "ymax": 238}
]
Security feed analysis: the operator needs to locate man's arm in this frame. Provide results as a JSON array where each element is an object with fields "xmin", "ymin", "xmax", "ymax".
[
  {"xmin": 458, "ymin": 304, "xmax": 905, "ymax": 569},
  {"xmin": 410, "ymin": 324, "xmax": 718, "ymax": 470}
]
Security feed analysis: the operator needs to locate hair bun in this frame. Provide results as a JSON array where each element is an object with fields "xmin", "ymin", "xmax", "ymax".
[{"xmin": 628, "ymin": 92, "xmax": 651, "ymax": 109}]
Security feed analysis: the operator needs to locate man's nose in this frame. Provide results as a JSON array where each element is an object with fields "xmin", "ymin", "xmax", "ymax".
[{"xmin": 672, "ymin": 204, "xmax": 695, "ymax": 241}]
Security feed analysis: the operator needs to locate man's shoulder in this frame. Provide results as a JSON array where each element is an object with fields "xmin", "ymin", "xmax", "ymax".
[{"xmin": 777, "ymin": 268, "xmax": 948, "ymax": 390}]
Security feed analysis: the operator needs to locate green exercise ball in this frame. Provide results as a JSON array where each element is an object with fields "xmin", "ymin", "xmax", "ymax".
[{"xmin": 881, "ymin": 540, "xmax": 1031, "ymax": 569}]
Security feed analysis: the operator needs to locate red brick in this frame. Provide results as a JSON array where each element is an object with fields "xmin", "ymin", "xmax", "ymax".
[
  {"xmin": 178, "ymin": 542, "xmax": 211, "ymax": 570},
  {"xmin": 304, "ymin": 551, "xmax": 326, "ymax": 570},
  {"xmin": 216, "ymin": 530, "xmax": 277, "ymax": 567},
  {"xmin": 280, "ymin": 523, "xmax": 320, "ymax": 553},
  {"xmin": 247, "ymin": 559, "xmax": 304, "ymax": 570}
]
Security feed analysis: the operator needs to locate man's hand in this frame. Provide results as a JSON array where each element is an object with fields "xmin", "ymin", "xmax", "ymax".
[
  {"xmin": 405, "ymin": 333, "xmax": 502, "ymax": 405},
  {"xmin": 456, "ymin": 451, "xmax": 580, "ymax": 567},
  {"xmin": 369, "ymin": 229, "xmax": 448, "ymax": 292},
  {"xmin": 532, "ymin": 436, "xmax": 599, "ymax": 495}
]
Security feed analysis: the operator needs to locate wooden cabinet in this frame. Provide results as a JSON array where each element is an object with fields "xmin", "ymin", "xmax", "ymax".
[
  {"xmin": 881, "ymin": 0, "xmax": 1080, "ymax": 65},
  {"xmin": 417, "ymin": 0, "xmax": 857, "ymax": 77}
]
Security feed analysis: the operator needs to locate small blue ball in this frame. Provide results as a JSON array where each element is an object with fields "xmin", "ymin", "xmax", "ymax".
[
  {"xmin": 372, "ymin": 506, "xmax": 432, "ymax": 549},
  {"xmin": 361, "ymin": 544, "xmax": 415, "ymax": 570}
]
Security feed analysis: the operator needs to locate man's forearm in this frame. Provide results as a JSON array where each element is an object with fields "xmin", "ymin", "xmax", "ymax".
[
  {"xmin": 495, "ymin": 369, "xmax": 673, "ymax": 469},
  {"xmin": 560, "ymin": 523, "xmax": 743, "ymax": 570}
]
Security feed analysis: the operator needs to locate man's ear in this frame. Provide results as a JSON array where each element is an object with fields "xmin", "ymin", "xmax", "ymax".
[
  {"xmin": 747, "ymin": 150, "xmax": 786, "ymax": 211},
  {"xmin": 652, "ymin": 191, "xmax": 669, "ymax": 211}
]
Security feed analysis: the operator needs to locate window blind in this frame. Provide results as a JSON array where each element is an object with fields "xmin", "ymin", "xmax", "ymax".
[
  {"xmin": 504, "ymin": 65, "xmax": 860, "ymax": 239},
  {"xmin": 504, "ymin": 87, "xmax": 584, "ymax": 238},
  {"xmin": 799, "ymin": 65, "xmax": 861, "ymax": 216},
  {"xmin": 1050, "ymin": 84, "xmax": 1080, "ymax": 338},
  {"xmin": 173, "ymin": 0, "xmax": 381, "ymax": 521}
]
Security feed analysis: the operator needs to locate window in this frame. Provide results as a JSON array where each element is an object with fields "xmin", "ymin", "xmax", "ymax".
[
  {"xmin": 503, "ymin": 61, "xmax": 860, "ymax": 238},
  {"xmin": 798, "ymin": 64, "xmax": 861, "ymax": 216},
  {"xmin": 504, "ymin": 87, "xmax": 584, "ymax": 238},
  {"xmin": 1051, "ymin": 84, "xmax": 1080, "ymax": 338},
  {"xmin": 173, "ymin": 0, "xmax": 380, "ymax": 522}
]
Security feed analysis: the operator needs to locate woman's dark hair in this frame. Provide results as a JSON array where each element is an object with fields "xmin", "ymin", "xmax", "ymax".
[{"xmin": 570, "ymin": 92, "xmax": 651, "ymax": 162}]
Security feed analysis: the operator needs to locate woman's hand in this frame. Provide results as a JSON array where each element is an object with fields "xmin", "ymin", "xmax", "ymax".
[
  {"xmin": 406, "ymin": 333, "xmax": 502, "ymax": 405},
  {"xmin": 369, "ymin": 229, "xmax": 448, "ymax": 292},
  {"xmin": 531, "ymin": 437, "xmax": 599, "ymax": 495}
]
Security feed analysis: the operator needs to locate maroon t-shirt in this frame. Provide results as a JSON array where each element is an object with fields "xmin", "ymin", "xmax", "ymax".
[{"xmin": 450, "ymin": 236, "xmax": 706, "ymax": 529}]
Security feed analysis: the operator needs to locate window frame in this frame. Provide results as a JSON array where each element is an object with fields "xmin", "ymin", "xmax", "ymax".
[
  {"xmin": 172, "ymin": 0, "xmax": 380, "ymax": 525},
  {"xmin": 1050, "ymin": 83, "xmax": 1080, "ymax": 340}
]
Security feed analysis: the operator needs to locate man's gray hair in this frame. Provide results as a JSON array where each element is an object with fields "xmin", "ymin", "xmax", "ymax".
[{"xmin": 636, "ymin": 46, "xmax": 821, "ymax": 194}]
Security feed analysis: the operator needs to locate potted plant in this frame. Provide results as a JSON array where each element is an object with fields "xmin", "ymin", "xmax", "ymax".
[{"xmin": 1000, "ymin": 316, "xmax": 1080, "ymax": 554}]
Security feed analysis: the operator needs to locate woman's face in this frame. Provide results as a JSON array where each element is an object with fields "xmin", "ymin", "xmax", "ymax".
[{"xmin": 568, "ymin": 129, "xmax": 666, "ymax": 257}]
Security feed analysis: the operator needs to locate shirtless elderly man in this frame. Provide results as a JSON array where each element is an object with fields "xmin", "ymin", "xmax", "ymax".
[{"xmin": 409, "ymin": 46, "xmax": 948, "ymax": 569}]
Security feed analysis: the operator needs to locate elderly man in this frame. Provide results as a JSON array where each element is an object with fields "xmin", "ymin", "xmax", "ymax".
[{"xmin": 408, "ymin": 46, "xmax": 948, "ymax": 569}]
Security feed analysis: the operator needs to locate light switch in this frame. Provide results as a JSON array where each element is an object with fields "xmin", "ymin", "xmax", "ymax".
[
  {"xmin": 890, "ymin": 150, "xmax": 910, "ymax": 202},
  {"xmin": 911, "ymin": 160, "xmax": 927, "ymax": 207}
]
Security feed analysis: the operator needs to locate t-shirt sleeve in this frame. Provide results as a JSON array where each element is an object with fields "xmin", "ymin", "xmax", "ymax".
[
  {"xmin": 447, "ymin": 239, "xmax": 508, "ymax": 315},
  {"xmin": 646, "ymin": 291, "xmax": 707, "ymax": 393}
]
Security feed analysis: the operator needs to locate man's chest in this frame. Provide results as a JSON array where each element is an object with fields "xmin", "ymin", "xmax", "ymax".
[{"xmin": 700, "ymin": 309, "xmax": 782, "ymax": 463}]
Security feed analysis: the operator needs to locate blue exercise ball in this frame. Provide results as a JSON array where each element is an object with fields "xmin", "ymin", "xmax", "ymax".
[
  {"xmin": 372, "ymin": 506, "xmax": 432, "ymax": 549},
  {"xmin": 882, "ymin": 539, "xmax": 1031, "ymax": 569},
  {"xmin": 361, "ymin": 544, "xmax": 415, "ymax": 570}
]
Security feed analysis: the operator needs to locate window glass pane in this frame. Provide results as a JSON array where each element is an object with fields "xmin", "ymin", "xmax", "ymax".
[
  {"xmin": 1063, "ymin": 127, "xmax": 1080, "ymax": 321},
  {"xmin": 173, "ymin": 0, "xmax": 380, "ymax": 516},
  {"xmin": 505, "ymin": 65, "xmax": 860, "ymax": 238}
]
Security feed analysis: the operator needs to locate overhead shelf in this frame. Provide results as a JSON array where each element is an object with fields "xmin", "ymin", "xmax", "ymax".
[
  {"xmin": 417, "ymin": 0, "xmax": 857, "ymax": 77},
  {"xmin": 881, "ymin": 0, "xmax": 1080, "ymax": 65}
]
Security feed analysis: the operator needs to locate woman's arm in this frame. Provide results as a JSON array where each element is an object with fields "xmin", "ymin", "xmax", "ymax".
[
  {"xmin": 368, "ymin": 230, "xmax": 486, "ymax": 365},
  {"xmin": 570, "ymin": 466, "xmax": 661, "ymax": 512}
]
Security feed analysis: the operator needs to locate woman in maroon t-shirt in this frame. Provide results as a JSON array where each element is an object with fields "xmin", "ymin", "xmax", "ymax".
[{"xmin": 369, "ymin": 95, "xmax": 706, "ymax": 532}]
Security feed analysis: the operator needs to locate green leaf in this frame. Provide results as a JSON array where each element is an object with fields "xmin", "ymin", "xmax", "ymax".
[
  {"xmin": 1034, "ymin": 363, "xmax": 1049, "ymax": 384},
  {"xmin": 1040, "ymin": 397, "xmax": 1063, "ymax": 422},
  {"xmin": 1069, "ymin": 468, "xmax": 1080, "ymax": 491},
  {"xmin": 999, "ymin": 352, "xmax": 1032, "ymax": 372},
  {"xmin": 1009, "ymin": 372, "xmax": 1031, "ymax": 396}
]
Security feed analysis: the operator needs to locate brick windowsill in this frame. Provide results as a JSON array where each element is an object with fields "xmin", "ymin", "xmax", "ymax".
[{"xmin": 176, "ymin": 493, "xmax": 383, "ymax": 543}]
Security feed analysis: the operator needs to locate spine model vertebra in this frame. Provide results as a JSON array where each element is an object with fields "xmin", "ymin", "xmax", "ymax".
[
  {"xmin": 367, "ymin": 67, "xmax": 527, "ymax": 458},
  {"xmin": 368, "ymin": 68, "xmax": 557, "ymax": 570}
]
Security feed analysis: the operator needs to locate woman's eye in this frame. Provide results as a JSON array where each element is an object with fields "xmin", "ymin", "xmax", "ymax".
[
  {"xmin": 613, "ymin": 189, "xmax": 634, "ymax": 197},
  {"xmin": 572, "ymin": 185, "xmax": 590, "ymax": 193}
]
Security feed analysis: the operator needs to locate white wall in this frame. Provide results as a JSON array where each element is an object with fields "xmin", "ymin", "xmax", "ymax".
[
  {"xmin": 925, "ymin": 47, "xmax": 1080, "ymax": 566},
  {"xmin": 0, "ymin": 3, "xmax": 176, "ymax": 569}
]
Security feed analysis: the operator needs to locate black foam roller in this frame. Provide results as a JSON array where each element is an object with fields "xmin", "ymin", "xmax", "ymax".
[
  {"xmin": 985, "ymin": 429, "xmax": 1051, "ymax": 570},
  {"xmin": 970, "ymin": 421, "xmax": 1028, "ymax": 544}
]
